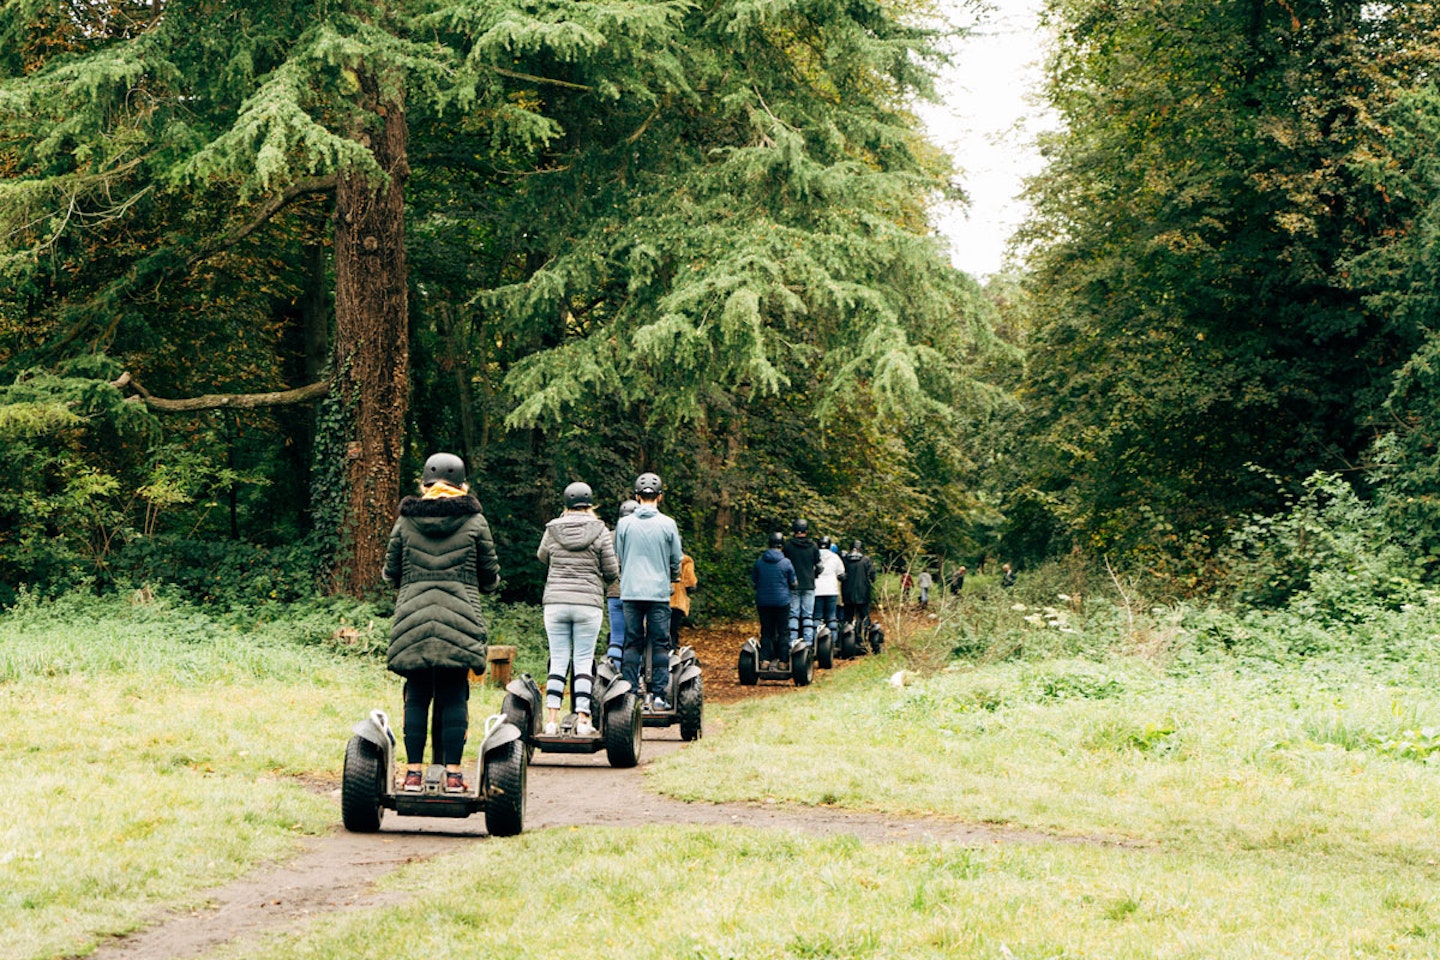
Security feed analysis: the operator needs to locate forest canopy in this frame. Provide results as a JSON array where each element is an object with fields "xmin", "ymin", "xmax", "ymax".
[{"xmin": 0, "ymin": 0, "xmax": 1008, "ymax": 611}]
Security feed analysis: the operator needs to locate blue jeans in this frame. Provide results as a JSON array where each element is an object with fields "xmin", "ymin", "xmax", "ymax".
[
  {"xmin": 622, "ymin": 600, "xmax": 671, "ymax": 699},
  {"xmin": 814, "ymin": 594, "xmax": 839, "ymax": 640},
  {"xmin": 543, "ymin": 603, "xmax": 602, "ymax": 713},
  {"xmin": 788, "ymin": 589, "xmax": 816, "ymax": 643},
  {"xmin": 606, "ymin": 597, "xmax": 625, "ymax": 666}
]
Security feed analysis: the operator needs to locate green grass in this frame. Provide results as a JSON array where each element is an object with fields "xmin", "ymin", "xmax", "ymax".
[
  {"xmin": 211, "ymin": 827, "xmax": 1440, "ymax": 960},
  {"xmin": 0, "ymin": 594, "xmax": 502, "ymax": 960},
  {"xmin": 649, "ymin": 650, "xmax": 1440, "ymax": 859},
  {"xmin": 11, "ymin": 588, "xmax": 1440, "ymax": 958}
]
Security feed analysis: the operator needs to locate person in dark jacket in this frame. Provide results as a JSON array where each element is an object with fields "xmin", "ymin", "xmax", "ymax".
[
  {"xmin": 753, "ymin": 531, "xmax": 797, "ymax": 669},
  {"xmin": 537, "ymin": 481, "xmax": 620, "ymax": 737},
  {"xmin": 782, "ymin": 519, "xmax": 822, "ymax": 646},
  {"xmin": 840, "ymin": 540, "xmax": 876, "ymax": 632},
  {"xmin": 382, "ymin": 452, "xmax": 501, "ymax": 794}
]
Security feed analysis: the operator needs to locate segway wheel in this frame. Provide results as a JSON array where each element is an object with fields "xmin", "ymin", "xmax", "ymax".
[
  {"xmin": 678, "ymin": 677, "xmax": 703, "ymax": 742},
  {"xmin": 839, "ymin": 625, "xmax": 859, "ymax": 659},
  {"xmin": 341, "ymin": 735, "xmax": 385, "ymax": 834},
  {"xmin": 792, "ymin": 646, "xmax": 814, "ymax": 687},
  {"xmin": 817, "ymin": 630, "xmax": 834, "ymax": 670},
  {"xmin": 869, "ymin": 623, "xmax": 885, "ymax": 655},
  {"xmin": 483, "ymin": 739, "xmax": 527, "ymax": 837},
  {"xmin": 738, "ymin": 646, "xmax": 758, "ymax": 686},
  {"xmin": 605, "ymin": 692, "xmax": 642, "ymax": 768}
]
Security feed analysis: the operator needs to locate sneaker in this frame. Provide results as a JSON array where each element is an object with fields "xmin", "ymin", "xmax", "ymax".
[
  {"xmin": 759, "ymin": 660, "xmax": 772, "ymax": 672},
  {"xmin": 651, "ymin": 697, "xmax": 672, "ymax": 712},
  {"xmin": 575, "ymin": 715, "xmax": 595, "ymax": 737},
  {"xmin": 402, "ymin": 769, "xmax": 423, "ymax": 792},
  {"xmin": 445, "ymin": 770, "xmax": 467, "ymax": 794},
  {"xmin": 543, "ymin": 721, "xmax": 559, "ymax": 736}
]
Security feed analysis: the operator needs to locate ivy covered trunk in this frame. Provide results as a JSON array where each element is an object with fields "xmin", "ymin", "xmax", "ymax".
[{"xmin": 331, "ymin": 76, "xmax": 410, "ymax": 595}]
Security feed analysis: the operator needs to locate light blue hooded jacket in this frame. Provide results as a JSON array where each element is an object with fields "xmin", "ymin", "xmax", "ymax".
[{"xmin": 615, "ymin": 503, "xmax": 683, "ymax": 602}]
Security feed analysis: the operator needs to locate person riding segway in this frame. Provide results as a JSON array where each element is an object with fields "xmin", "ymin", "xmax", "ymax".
[
  {"xmin": 738, "ymin": 531, "xmax": 815, "ymax": 687},
  {"xmin": 615, "ymin": 473, "xmax": 702, "ymax": 737},
  {"xmin": 811, "ymin": 535, "xmax": 844, "ymax": 669},
  {"xmin": 342, "ymin": 453, "xmax": 527, "ymax": 835},
  {"xmin": 840, "ymin": 539, "xmax": 880, "ymax": 657}
]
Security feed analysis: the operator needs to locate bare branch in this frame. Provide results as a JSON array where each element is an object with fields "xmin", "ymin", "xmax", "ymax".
[{"xmin": 112, "ymin": 372, "xmax": 330, "ymax": 412}]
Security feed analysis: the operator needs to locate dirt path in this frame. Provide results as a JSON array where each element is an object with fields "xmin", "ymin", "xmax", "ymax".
[{"xmin": 85, "ymin": 618, "xmax": 1071, "ymax": 960}]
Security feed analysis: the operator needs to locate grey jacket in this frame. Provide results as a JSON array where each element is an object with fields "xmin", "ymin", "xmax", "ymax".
[
  {"xmin": 537, "ymin": 512, "xmax": 620, "ymax": 608},
  {"xmin": 382, "ymin": 494, "xmax": 501, "ymax": 674}
]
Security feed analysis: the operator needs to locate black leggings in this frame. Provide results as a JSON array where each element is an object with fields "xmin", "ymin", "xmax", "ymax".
[{"xmin": 401, "ymin": 667, "xmax": 470, "ymax": 766}]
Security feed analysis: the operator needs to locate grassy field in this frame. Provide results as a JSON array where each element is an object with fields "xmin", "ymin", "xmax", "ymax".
[
  {"xmin": 209, "ymin": 826, "xmax": 1440, "ymax": 960},
  {"xmin": 0, "ymin": 594, "xmax": 497, "ymax": 960},
  {"xmin": 6, "ymin": 588, "xmax": 1440, "ymax": 958}
]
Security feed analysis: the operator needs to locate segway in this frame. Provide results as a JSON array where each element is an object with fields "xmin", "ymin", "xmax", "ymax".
[
  {"xmin": 839, "ymin": 616, "xmax": 884, "ymax": 658},
  {"xmin": 812, "ymin": 622, "xmax": 835, "ymax": 669},
  {"xmin": 737, "ymin": 635, "xmax": 815, "ymax": 687},
  {"xmin": 500, "ymin": 661, "xmax": 643, "ymax": 768},
  {"xmin": 638, "ymin": 639, "xmax": 704, "ymax": 741},
  {"xmin": 341, "ymin": 709, "xmax": 527, "ymax": 836}
]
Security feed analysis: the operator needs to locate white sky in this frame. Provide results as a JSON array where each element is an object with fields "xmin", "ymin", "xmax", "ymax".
[{"xmin": 918, "ymin": 0, "xmax": 1057, "ymax": 281}]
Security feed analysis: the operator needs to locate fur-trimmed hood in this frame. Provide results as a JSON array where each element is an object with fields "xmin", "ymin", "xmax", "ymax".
[{"xmin": 397, "ymin": 494, "xmax": 484, "ymax": 537}]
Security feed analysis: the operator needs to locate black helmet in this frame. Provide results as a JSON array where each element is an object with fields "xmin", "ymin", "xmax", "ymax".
[
  {"xmin": 818, "ymin": 536, "xmax": 831, "ymax": 549},
  {"xmin": 768, "ymin": 531, "xmax": 784, "ymax": 548},
  {"xmin": 792, "ymin": 518, "xmax": 809, "ymax": 534},
  {"xmin": 563, "ymin": 481, "xmax": 593, "ymax": 509},
  {"xmin": 422, "ymin": 452, "xmax": 466, "ymax": 487},
  {"xmin": 618, "ymin": 499, "xmax": 639, "ymax": 518},
  {"xmin": 634, "ymin": 472, "xmax": 663, "ymax": 496},
  {"xmin": 850, "ymin": 539, "xmax": 863, "ymax": 552}
]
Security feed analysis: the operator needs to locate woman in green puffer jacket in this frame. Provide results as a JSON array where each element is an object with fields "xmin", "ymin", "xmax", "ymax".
[{"xmin": 382, "ymin": 453, "xmax": 502, "ymax": 794}]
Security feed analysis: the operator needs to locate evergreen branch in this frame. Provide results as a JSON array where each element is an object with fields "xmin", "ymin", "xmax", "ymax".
[{"xmin": 111, "ymin": 372, "xmax": 331, "ymax": 412}]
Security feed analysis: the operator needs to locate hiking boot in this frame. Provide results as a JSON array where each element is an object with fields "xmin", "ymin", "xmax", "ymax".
[
  {"xmin": 402, "ymin": 769, "xmax": 423, "ymax": 792},
  {"xmin": 445, "ymin": 770, "xmax": 467, "ymax": 794}
]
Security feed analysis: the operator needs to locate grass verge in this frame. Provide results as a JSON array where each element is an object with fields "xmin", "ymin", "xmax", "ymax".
[
  {"xmin": 214, "ymin": 826, "xmax": 1440, "ymax": 959},
  {"xmin": 649, "ymin": 625, "xmax": 1440, "ymax": 863}
]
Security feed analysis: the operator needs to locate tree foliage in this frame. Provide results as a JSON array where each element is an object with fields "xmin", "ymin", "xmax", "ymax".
[
  {"xmin": 1012, "ymin": 0, "xmax": 1440, "ymax": 568},
  {"xmin": 0, "ymin": 0, "xmax": 1004, "ymax": 608}
]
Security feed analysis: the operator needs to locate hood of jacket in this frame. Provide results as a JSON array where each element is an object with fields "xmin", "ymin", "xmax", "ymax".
[
  {"xmin": 761, "ymin": 548, "xmax": 785, "ymax": 563},
  {"xmin": 546, "ymin": 512, "xmax": 605, "ymax": 550},
  {"xmin": 398, "ymin": 494, "xmax": 483, "ymax": 537}
]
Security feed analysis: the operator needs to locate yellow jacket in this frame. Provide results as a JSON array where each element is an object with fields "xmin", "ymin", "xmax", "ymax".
[{"xmin": 669, "ymin": 554, "xmax": 697, "ymax": 615}]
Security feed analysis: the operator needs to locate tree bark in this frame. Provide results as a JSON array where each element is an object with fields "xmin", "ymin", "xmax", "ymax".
[{"xmin": 331, "ymin": 75, "xmax": 410, "ymax": 596}]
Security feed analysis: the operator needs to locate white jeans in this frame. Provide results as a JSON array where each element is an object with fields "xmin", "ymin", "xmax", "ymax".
[{"xmin": 543, "ymin": 603, "xmax": 603, "ymax": 712}]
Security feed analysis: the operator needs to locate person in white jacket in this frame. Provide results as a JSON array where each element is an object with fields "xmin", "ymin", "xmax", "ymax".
[{"xmin": 813, "ymin": 536, "xmax": 846, "ymax": 642}]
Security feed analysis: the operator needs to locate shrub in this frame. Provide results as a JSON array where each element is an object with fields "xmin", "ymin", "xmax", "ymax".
[{"xmin": 1216, "ymin": 470, "xmax": 1420, "ymax": 622}]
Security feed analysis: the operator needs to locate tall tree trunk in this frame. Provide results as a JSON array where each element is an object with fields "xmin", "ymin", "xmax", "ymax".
[{"xmin": 331, "ymin": 77, "xmax": 410, "ymax": 595}]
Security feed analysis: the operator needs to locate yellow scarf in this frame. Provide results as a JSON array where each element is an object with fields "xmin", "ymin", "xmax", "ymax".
[{"xmin": 421, "ymin": 480, "xmax": 468, "ymax": 500}]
